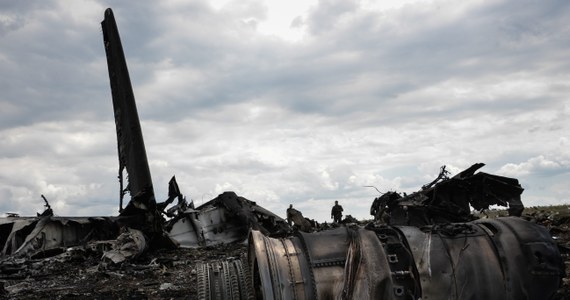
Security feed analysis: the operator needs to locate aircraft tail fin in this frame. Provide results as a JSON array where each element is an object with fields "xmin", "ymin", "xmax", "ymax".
[{"xmin": 101, "ymin": 8, "xmax": 156, "ymax": 217}]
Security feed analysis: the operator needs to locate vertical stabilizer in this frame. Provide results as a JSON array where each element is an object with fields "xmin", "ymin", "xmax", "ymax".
[{"xmin": 101, "ymin": 8, "xmax": 156, "ymax": 217}]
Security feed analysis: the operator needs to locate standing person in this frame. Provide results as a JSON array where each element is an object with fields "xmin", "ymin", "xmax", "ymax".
[
  {"xmin": 370, "ymin": 196, "xmax": 384, "ymax": 221},
  {"xmin": 286, "ymin": 204, "xmax": 294, "ymax": 226},
  {"xmin": 331, "ymin": 201, "xmax": 343, "ymax": 223}
]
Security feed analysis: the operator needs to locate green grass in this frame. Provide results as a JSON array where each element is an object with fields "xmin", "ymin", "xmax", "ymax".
[
  {"xmin": 474, "ymin": 204, "xmax": 570, "ymax": 219},
  {"xmin": 525, "ymin": 204, "xmax": 570, "ymax": 214}
]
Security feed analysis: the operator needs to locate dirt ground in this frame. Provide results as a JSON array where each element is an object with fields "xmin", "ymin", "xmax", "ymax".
[{"xmin": 1, "ymin": 207, "xmax": 569, "ymax": 300}]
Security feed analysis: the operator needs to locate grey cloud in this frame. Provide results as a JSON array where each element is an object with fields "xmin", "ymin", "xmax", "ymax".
[
  {"xmin": 0, "ymin": 17, "xmax": 108, "ymax": 129},
  {"xmin": 1, "ymin": 0, "xmax": 569, "ymax": 220}
]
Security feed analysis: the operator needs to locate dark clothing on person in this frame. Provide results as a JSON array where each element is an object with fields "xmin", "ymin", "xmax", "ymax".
[
  {"xmin": 287, "ymin": 207, "xmax": 312, "ymax": 231},
  {"xmin": 286, "ymin": 207, "xmax": 295, "ymax": 226},
  {"xmin": 331, "ymin": 203, "xmax": 343, "ymax": 223},
  {"xmin": 370, "ymin": 197, "xmax": 383, "ymax": 220}
]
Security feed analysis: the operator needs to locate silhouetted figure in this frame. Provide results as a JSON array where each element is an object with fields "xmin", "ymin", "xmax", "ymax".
[
  {"xmin": 370, "ymin": 197, "xmax": 384, "ymax": 221},
  {"xmin": 370, "ymin": 191, "xmax": 402, "ymax": 224},
  {"xmin": 286, "ymin": 204, "xmax": 312, "ymax": 231},
  {"xmin": 331, "ymin": 201, "xmax": 343, "ymax": 223},
  {"xmin": 286, "ymin": 204, "xmax": 294, "ymax": 226}
]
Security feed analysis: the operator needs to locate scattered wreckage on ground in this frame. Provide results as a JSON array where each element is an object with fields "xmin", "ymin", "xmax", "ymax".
[
  {"xmin": 0, "ymin": 8, "xmax": 565, "ymax": 300},
  {"xmin": 245, "ymin": 164, "xmax": 560, "ymax": 299}
]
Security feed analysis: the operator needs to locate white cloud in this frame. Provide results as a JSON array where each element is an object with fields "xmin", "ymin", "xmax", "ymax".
[{"xmin": 499, "ymin": 155, "xmax": 569, "ymax": 177}]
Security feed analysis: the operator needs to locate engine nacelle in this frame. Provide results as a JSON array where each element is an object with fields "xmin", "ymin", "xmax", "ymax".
[{"xmin": 249, "ymin": 217, "xmax": 563, "ymax": 300}]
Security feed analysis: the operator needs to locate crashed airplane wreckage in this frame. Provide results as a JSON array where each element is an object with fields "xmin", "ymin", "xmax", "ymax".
[
  {"xmin": 0, "ymin": 8, "xmax": 564, "ymax": 300},
  {"xmin": 370, "ymin": 163, "xmax": 525, "ymax": 226},
  {"xmin": 207, "ymin": 165, "xmax": 563, "ymax": 299},
  {"xmin": 0, "ymin": 8, "xmax": 289, "ymax": 260},
  {"xmin": 248, "ymin": 217, "xmax": 562, "ymax": 300}
]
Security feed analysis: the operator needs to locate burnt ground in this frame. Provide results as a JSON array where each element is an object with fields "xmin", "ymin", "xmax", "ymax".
[
  {"xmin": 0, "ymin": 242, "xmax": 248, "ymax": 300},
  {"xmin": 1, "ymin": 207, "xmax": 569, "ymax": 300}
]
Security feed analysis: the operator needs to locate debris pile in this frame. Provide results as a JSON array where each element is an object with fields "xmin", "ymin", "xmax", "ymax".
[
  {"xmin": 0, "ymin": 239, "xmax": 247, "ymax": 299},
  {"xmin": 1, "ymin": 210, "xmax": 569, "ymax": 299},
  {"xmin": 370, "ymin": 163, "xmax": 525, "ymax": 226},
  {"xmin": 166, "ymin": 191, "xmax": 290, "ymax": 247}
]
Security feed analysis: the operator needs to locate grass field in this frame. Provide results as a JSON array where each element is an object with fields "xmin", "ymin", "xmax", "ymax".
[{"xmin": 476, "ymin": 204, "xmax": 570, "ymax": 219}]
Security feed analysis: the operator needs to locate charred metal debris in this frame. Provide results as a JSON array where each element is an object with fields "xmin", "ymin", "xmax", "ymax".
[
  {"xmin": 370, "ymin": 163, "xmax": 525, "ymax": 226},
  {"xmin": 0, "ymin": 8, "xmax": 565, "ymax": 300}
]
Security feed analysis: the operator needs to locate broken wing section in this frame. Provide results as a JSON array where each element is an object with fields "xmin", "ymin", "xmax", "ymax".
[{"xmin": 101, "ymin": 8, "xmax": 155, "ymax": 215}]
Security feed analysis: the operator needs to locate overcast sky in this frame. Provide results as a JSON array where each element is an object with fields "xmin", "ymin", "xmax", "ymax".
[{"xmin": 0, "ymin": 0, "xmax": 568, "ymax": 222}]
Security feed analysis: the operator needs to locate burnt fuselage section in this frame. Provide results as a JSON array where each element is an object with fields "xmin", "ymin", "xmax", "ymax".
[
  {"xmin": 167, "ymin": 191, "xmax": 290, "ymax": 248},
  {"xmin": 371, "ymin": 163, "xmax": 525, "ymax": 226},
  {"xmin": 249, "ymin": 217, "xmax": 563, "ymax": 300}
]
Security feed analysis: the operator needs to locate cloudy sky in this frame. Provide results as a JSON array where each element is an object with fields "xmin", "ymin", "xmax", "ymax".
[{"xmin": 1, "ymin": 0, "xmax": 568, "ymax": 222}]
